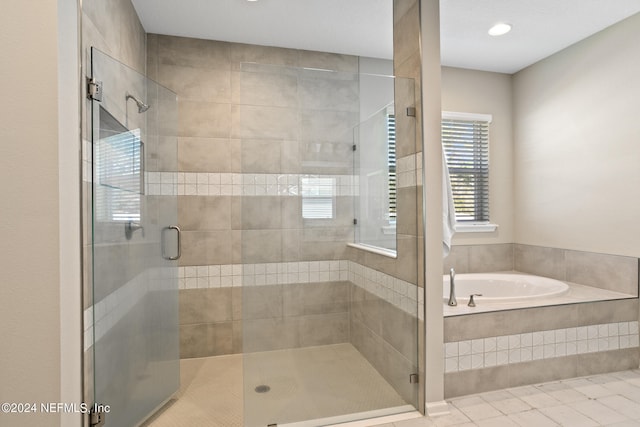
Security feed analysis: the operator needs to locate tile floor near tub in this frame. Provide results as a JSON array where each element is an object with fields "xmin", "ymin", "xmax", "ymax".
[{"xmin": 388, "ymin": 369, "xmax": 640, "ymax": 427}]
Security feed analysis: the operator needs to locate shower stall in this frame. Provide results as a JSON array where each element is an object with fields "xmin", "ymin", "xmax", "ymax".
[
  {"xmin": 234, "ymin": 62, "xmax": 422, "ymax": 426},
  {"xmin": 86, "ymin": 13, "xmax": 424, "ymax": 426}
]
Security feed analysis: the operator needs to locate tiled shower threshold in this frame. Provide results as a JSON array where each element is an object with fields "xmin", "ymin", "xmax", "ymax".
[{"xmin": 282, "ymin": 407, "xmax": 420, "ymax": 427}]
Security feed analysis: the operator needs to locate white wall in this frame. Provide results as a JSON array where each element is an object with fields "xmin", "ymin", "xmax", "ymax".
[
  {"xmin": 441, "ymin": 66, "xmax": 514, "ymax": 245},
  {"xmin": 0, "ymin": 1, "xmax": 62, "ymax": 425},
  {"xmin": 513, "ymin": 12, "xmax": 640, "ymax": 257}
]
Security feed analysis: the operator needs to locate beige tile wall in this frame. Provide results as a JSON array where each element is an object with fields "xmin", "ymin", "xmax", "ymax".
[
  {"xmin": 443, "ymin": 243, "xmax": 514, "ymax": 274},
  {"xmin": 350, "ymin": 283, "xmax": 419, "ymax": 404},
  {"xmin": 82, "ymin": 0, "xmax": 146, "ymax": 76},
  {"xmin": 148, "ymin": 34, "xmax": 360, "ymax": 268},
  {"xmin": 149, "ymin": 34, "xmax": 371, "ymax": 360},
  {"xmin": 443, "ymin": 299, "xmax": 640, "ymax": 397},
  {"xmin": 445, "ymin": 299, "xmax": 639, "ymax": 342},
  {"xmin": 179, "ymin": 282, "xmax": 351, "ymax": 358},
  {"xmin": 444, "ymin": 347, "xmax": 639, "ymax": 398},
  {"xmin": 516, "ymin": 244, "xmax": 639, "ymax": 295},
  {"xmin": 444, "ymin": 243, "xmax": 639, "ymax": 295}
]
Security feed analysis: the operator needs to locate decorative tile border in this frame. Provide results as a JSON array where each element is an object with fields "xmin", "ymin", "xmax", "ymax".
[
  {"xmin": 178, "ymin": 260, "xmax": 349, "ymax": 288},
  {"xmin": 178, "ymin": 260, "xmax": 422, "ymax": 318},
  {"xmin": 84, "ymin": 155, "xmax": 424, "ymax": 192},
  {"xmin": 146, "ymin": 172, "xmax": 357, "ymax": 197},
  {"xmin": 348, "ymin": 261, "xmax": 422, "ymax": 319},
  {"xmin": 444, "ymin": 321, "xmax": 640, "ymax": 373}
]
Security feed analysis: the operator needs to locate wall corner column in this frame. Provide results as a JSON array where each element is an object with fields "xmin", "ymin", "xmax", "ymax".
[{"xmin": 419, "ymin": 0, "xmax": 446, "ymax": 414}]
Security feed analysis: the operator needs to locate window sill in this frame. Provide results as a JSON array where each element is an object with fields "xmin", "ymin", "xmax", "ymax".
[
  {"xmin": 455, "ymin": 223, "xmax": 498, "ymax": 233},
  {"xmin": 347, "ymin": 243, "xmax": 397, "ymax": 259}
]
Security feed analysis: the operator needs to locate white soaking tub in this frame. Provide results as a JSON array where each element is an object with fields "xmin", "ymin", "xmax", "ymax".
[{"xmin": 442, "ymin": 273, "xmax": 570, "ymax": 304}]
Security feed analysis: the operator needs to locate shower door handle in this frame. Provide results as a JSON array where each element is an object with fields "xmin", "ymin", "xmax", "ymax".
[{"xmin": 161, "ymin": 225, "xmax": 181, "ymax": 261}]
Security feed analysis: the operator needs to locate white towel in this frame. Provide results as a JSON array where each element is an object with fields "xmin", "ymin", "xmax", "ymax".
[{"xmin": 442, "ymin": 150, "xmax": 456, "ymax": 257}]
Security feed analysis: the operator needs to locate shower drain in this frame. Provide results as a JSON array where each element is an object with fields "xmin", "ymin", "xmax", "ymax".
[{"xmin": 254, "ymin": 385, "xmax": 271, "ymax": 393}]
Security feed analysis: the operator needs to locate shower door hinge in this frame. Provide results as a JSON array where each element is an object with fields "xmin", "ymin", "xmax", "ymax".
[
  {"xmin": 89, "ymin": 406, "xmax": 106, "ymax": 427},
  {"xmin": 352, "ymin": 144, "xmax": 357, "ymax": 151},
  {"xmin": 87, "ymin": 77, "xmax": 103, "ymax": 102},
  {"xmin": 353, "ymin": 218, "xmax": 358, "ymax": 225},
  {"xmin": 406, "ymin": 107, "xmax": 416, "ymax": 117},
  {"xmin": 409, "ymin": 373, "xmax": 419, "ymax": 384}
]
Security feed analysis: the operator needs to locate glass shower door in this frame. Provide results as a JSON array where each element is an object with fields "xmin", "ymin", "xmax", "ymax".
[
  {"xmin": 89, "ymin": 47, "xmax": 179, "ymax": 427},
  {"xmin": 239, "ymin": 62, "xmax": 420, "ymax": 426}
]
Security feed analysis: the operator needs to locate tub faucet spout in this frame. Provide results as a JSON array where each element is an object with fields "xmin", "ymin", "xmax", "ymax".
[{"xmin": 448, "ymin": 267, "xmax": 457, "ymax": 306}]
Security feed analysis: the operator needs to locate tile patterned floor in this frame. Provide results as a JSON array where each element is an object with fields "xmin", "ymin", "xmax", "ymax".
[{"xmin": 386, "ymin": 370, "xmax": 640, "ymax": 427}]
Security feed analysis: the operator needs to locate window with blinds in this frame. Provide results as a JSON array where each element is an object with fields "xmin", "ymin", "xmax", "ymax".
[
  {"xmin": 301, "ymin": 177, "xmax": 335, "ymax": 219},
  {"xmin": 387, "ymin": 111, "xmax": 396, "ymax": 222},
  {"xmin": 442, "ymin": 112, "xmax": 491, "ymax": 223},
  {"xmin": 95, "ymin": 108, "xmax": 143, "ymax": 222}
]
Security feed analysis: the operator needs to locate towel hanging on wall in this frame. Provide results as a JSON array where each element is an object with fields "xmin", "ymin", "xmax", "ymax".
[{"xmin": 442, "ymin": 150, "xmax": 456, "ymax": 257}]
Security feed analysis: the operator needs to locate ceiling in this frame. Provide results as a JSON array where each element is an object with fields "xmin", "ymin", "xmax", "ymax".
[
  {"xmin": 132, "ymin": 0, "xmax": 640, "ymax": 74},
  {"xmin": 441, "ymin": 0, "xmax": 640, "ymax": 73},
  {"xmin": 131, "ymin": 0, "xmax": 393, "ymax": 61}
]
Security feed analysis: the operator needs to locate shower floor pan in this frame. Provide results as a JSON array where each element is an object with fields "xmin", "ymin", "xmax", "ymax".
[{"xmin": 142, "ymin": 343, "xmax": 411, "ymax": 427}]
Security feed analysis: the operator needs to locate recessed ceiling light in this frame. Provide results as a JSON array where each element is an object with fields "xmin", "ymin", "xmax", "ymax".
[{"xmin": 488, "ymin": 23, "xmax": 512, "ymax": 37}]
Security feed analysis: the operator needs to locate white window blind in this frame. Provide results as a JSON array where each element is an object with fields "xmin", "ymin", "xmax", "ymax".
[
  {"xmin": 301, "ymin": 177, "xmax": 335, "ymax": 219},
  {"xmin": 95, "ymin": 128, "xmax": 142, "ymax": 222},
  {"xmin": 442, "ymin": 112, "xmax": 491, "ymax": 222},
  {"xmin": 387, "ymin": 111, "xmax": 396, "ymax": 222}
]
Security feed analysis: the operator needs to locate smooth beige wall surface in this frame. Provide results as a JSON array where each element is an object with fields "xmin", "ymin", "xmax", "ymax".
[
  {"xmin": 421, "ymin": 0, "xmax": 445, "ymax": 410},
  {"xmin": 0, "ymin": 1, "xmax": 62, "ymax": 426},
  {"xmin": 441, "ymin": 67, "xmax": 514, "ymax": 245},
  {"xmin": 513, "ymin": 13, "xmax": 640, "ymax": 257}
]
